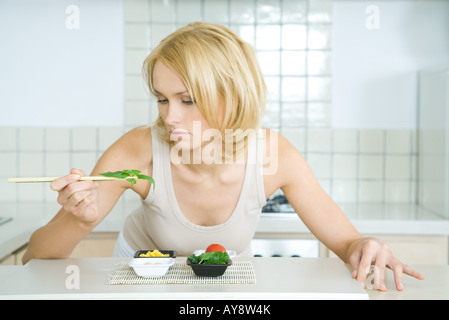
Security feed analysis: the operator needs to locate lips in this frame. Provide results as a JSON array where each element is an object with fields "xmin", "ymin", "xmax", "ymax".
[{"xmin": 169, "ymin": 128, "xmax": 190, "ymax": 141}]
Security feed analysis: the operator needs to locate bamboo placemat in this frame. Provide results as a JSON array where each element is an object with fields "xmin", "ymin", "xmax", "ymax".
[{"xmin": 108, "ymin": 261, "xmax": 256, "ymax": 285}]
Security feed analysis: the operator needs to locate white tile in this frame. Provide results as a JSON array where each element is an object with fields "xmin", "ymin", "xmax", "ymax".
[
  {"xmin": 385, "ymin": 155, "xmax": 411, "ymax": 180},
  {"xmin": 308, "ymin": 77, "xmax": 331, "ymax": 101},
  {"xmin": 151, "ymin": 0, "xmax": 176, "ymax": 23},
  {"xmin": 282, "ymin": 0, "xmax": 307, "ymax": 23},
  {"xmin": 45, "ymin": 186, "xmax": 58, "ymax": 203},
  {"xmin": 282, "ymin": 51, "xmax": 306, "ymax": 76},
  {"xmin": 281, "ymin": 128, "xmax": 306, "ymax": 153},
  {"xmin": 72, "ymin": 127, "xmax": 97, "ymax": 151},
  {"xmin": 230, "ymin": 0, "xmax": 255, "ymax": 24},
  {"xmin": 125, "ymin": 101, "xmax": 151, "ymax": 126},
  {"xmin": 282, "ymin": 25, "xmax": 307, "ymax": 50},
  {"xmin": 124, "ymin": 0, "xmax": 150, "ymax": 22},
  {"xmin": 256, "ymin": 25, "xmax": 280, "ymax": 50},
  {"xmin": 257, "ymin": 0, "xmax": 281, "ymax": 23},
  {"xmin": 0, "ymin": 127, "xmax": 16, "ymax": 151},
  {"xmin": 385, "ymin": 130, "xmax": 412, "ymax": 154},
  {"xmin": 307, "ymin": 154, "xmax": 331, "ymax": 179},
  {"xmin": 17, "ymin": 183, "xmax": 45, "ymax": 202},
  {"xmin": 308, "ymin": 51, "xmax": 331, "ymax": 76},
  {"xmin": 281, "ymin": 102, "xmax": 306, "ymax": 127},
  {"xmin": 333, "ymin": 129, "xmax": 358, "ymax": 153},
  {"xmin": 257, "ymin": 51, "xmax": 280, "ymax": 75},
  {"xmin": 18, "ymin": 152, "xmax": 44, "ymax": 177},
  {"xmin": 125, "ymin": 49, "xmax": 149, "ymax": 75},
  {"xmin": 150, "ymin": 24, "xmax": 176, "ymax": 48},
  {"xmin": 98, "ymin": 127, "xmax": 124, "ymax": 152},
  {"xmin": 307, "ymin": 128, "xmax": 332, "ymax": 153},
  {"xmin": 204, "ymin": 0, "xmax": 229, "ymax": 24},
  {"xmin": 308, "ymin": 25, "xmax": 332, "ymax": 50},
  {"xmin": 308, "ymin": 0, "xmax": 332, "ymax": 23},
  {"xmin": 18, "ymin": 127, "xmax": 44, "ymax": 151},
  {"xmin": 282, "ymin": 77, "xmax": 306, "ymax": 101},
  {"xmin": 45, "ymin": 128, "xmax": 70, "ymax": 152},
  {"xmin": 358, "ymin": 180, "xmax": 383, "ymax": 202},
  {"xmin": 333, "ymin": 154, "xmax": 358, "ymax": 179},
  {"xmin": 359, "ymin": 154, "xmax": 383, "ymax": 179},
  {"xmin": 71, "ymin": 152, "xmax": 98, "ymax": 175},
  {"xmin": 125, "ymin": 24, "xmax": 149, "ymax": 48},
  {"xmin": 308, "ymin": 103, "xmax": 331, "ymax": 127},
  {"xmin": 0, "ymin": 153, "xmax": 16, "ymax": 176},
  {"xmin": 332, "ymin": 180, "xmax": 357, "ymax": 203},
  {"xmin": 126, "ymin": 75, "xmax": 151, "ymax": 100},
  {"xmin": 264, "ymin": 76, "xmax": 280, "ymax": 101},
  {"xmin": 262, "ymin": 102, "xmax": 280, "ymax": 128},
  {"xmin": 0, "ymin": 180, "xmax": 16, "ymax": 202},
  {"xmin": 360, "ymin": 129, "xmax": 384, "ymax": 153},
  {"xmin": 178, "ymin": 0, "xmax": 203, "ymax": 23},
  {"xmin": 260, "ymin": 52, "xmax": 282, "ymax": 78},
  {"xmin": 385, "ymin": 181, "xmax": 411, "ymax": 203},
  {"xmin": 232, "ymin": 25, "xmax": 255, "ymax": 46},
  {"xmin": 45, "ymin": 153, "xmax": 71, "ymax": 176}
]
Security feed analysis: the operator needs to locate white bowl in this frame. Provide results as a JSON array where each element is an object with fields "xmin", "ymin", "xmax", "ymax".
[{"xmin": 129, "ymin": 257, "xmax": 175, "ymax": 278}]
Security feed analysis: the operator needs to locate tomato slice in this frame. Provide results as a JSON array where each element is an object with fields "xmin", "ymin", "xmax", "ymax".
[{"xmin": 205, "ymin": 244, "xmax": 226, "ymax": 253}]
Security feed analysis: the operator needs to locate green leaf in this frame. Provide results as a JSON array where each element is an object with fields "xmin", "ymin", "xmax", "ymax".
[
  {"xmin": 99, "ymin": 169, "xmax": 155, "ymax": 190},
  {"xmin": 188, "ymin": 251, "xmax": 229, "ymax": 265},
  {"xmin": 99, "ymin": 171, "xmax": 129, "ymax": 179}
]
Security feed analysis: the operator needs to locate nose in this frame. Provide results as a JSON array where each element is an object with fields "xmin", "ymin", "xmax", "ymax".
[{"xmin": 162, "ymin": 103, "xmax": 182, "ymax": 126}]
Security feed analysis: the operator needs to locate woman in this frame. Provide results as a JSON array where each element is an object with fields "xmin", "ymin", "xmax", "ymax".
[{"xmin": 23, "ymin": 22, "xmax": 424, "ymax": 291}]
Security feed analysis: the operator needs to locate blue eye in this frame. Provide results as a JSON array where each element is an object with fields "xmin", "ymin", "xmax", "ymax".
[
  {"xmin": 157, "ymin": 99, "xmax": 168, "ymax": 104},
  {"xmin": 182, "ymin": 100, "xmax": 194, "ymax": 105}
]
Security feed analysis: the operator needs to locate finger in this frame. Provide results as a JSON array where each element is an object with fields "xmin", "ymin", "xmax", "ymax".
[
  {"xmin": 57, "ymin": 180, "xmax": 97, "ymax": 207},
  {"xmin": 70, "ymin": 168, "xmax": 86, "ymax": 177},
  {"xmin": 64, "ymin": 190, "xmax": 94, "ymax": 213},
  {"xmin": 348, "ymin": 250, "xmax": 362, "ymax": 279},
  {"xmin": 402, "ymin": 264, "xmax": 425, "ymax": 281},
  {"xmin": 50, "ymin": 174, "xmax": 81, "ymax": 192},
  {"xmin": 392, "ymin": 263, "xmax": 404, "ymax": 291},
  {"xmin": 72, "ymin": 194, "xmax": 98, "ymax": 221},
  {"xmin": 356, "ymin": 251, "xmax": 375, "ymax": 289},
  {"xmin": 374, "ymin": 257, "xmax": 387, "ymax": 291}
]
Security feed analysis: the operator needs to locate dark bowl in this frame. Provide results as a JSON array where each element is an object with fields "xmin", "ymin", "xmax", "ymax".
[
  {"xmin": 186, "ymin": 258, "xmax": 232, "ymax": 277},
  {"xmin": 134, "ymin": 250, "xmax": 177, "ymax": 258}
]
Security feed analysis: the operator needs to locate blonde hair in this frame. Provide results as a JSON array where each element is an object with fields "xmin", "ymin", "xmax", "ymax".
[{"xmin": 142, "ymin": 22, "xmax": 266, "ymax": 159}]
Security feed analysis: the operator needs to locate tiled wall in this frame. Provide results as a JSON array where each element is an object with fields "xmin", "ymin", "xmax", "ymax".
[{"xmin": 0, "ymin": 0, "xmax": 418, "ymax": 206}]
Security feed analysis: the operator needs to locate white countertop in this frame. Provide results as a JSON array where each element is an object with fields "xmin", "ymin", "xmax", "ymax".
[
  {"xmin": 0, "ymin": 257, "xmax": 369, "ymax": 300},
  {"xmin": 0, "ymin": 257, "xmax": 446, "ymax": 300},
  {"xmin": 1, "ymin": 201, "xmax": 448, "ymax": 260}
]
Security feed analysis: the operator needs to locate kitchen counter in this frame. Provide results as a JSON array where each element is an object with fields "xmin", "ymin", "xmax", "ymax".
[
  {"xmin": 1, "ymin": 201, "xmax": 449, "ymax": 261},
  {"xmin": 0, "ymin": 257, "xmax": 446, "ymax": 301}
]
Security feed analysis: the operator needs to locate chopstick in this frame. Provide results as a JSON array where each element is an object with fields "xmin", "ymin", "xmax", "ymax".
[{"xmin": 7, "ymin": 176, "xmax": 123, "ymax": 183}]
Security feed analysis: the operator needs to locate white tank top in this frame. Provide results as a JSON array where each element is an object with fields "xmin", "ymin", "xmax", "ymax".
[{"xmin": 122, "ymin": 126, "xmax": 266, "ymax": 257}]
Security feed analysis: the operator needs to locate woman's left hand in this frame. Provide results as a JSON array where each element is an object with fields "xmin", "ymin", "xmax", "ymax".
[{"xmin": 346, "ymin": 237, "xmax": 425, "ymax": 291}]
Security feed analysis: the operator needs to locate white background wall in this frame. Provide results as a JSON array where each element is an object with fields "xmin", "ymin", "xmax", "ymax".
[
  {"xmin": 0, "ymin": 0, "xmax": 124, "ymax": 127},
  {"xmin": 332, "ymin": 0, "xmax": 449, "ymax": 129}
]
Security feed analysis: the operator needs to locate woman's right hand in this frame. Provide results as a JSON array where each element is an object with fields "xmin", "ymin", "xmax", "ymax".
[{"xmin": 50, "ymin": 168, "xmax": 99, "ymax": 224}]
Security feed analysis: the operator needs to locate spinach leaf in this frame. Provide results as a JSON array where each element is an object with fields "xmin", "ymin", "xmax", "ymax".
[
  {"xmin": 187, "ymin": 251, "xmax": 229, "ymax": 265},
  {"xmin": 99, "ymin": 170, "xmax": 155, "ymax": 189}
]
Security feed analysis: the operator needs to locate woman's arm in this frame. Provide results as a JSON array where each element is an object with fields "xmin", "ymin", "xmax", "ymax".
[
  {"xmin": 265, "ymin": 130, "xmax": 424, "ymax": 291},
  {"xmin": 22, "ymin": 127, "xmax": 153, "ymax": 264}
]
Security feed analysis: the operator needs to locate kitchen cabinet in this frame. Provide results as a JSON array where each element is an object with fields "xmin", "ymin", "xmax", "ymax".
[
  {"xmin": 70, "ymin": 232, "xmax": 118, "ymax": 258},
  {"xmin": 2, "ymin": 232, "xmax": 448, "ymax": 266},
  {"xmin": 324, "ymin": 234, "xmax": 448, "ymax": 265}
]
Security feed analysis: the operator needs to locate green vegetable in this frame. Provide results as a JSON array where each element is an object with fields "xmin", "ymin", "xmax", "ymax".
[
  {"xmin": 188, "ymin": 251, "xmax": 230, "ymax": 265},
  {"xmin": 99, "ymin": 169, "xmax": 155, "ymax": 189}
]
